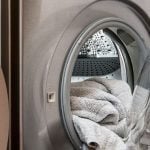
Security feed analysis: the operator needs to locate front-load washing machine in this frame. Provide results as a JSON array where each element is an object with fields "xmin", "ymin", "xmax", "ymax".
[{"xmin": 2, "ymin": 0, "xmax": 150, "ymax": 150}]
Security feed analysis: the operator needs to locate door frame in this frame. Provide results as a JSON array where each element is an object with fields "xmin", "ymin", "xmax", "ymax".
[{"xmin": 1, "ymin": 0, "xmax": 22, "ymax": 150}]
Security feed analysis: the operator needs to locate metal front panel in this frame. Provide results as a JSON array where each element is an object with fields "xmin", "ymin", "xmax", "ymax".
[{"xmin": 22, "ymin": 0, "xmax": 150, "ymax": 150}]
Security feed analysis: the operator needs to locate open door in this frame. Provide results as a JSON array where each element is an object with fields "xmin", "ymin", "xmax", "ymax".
[{"xmin": 0, "ymin": 68, "xmax": 9, "ymax": 150}]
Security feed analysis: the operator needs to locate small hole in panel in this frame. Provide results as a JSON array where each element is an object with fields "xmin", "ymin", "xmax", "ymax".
[{"xmin": 47, "ymin": 92, "xmax": 55, "ymax": 103}]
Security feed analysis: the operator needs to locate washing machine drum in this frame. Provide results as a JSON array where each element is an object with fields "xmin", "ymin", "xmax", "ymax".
[
  {"xmin": 24, "ymin": 0, "xmax": 150, "ymax": 150},
  {"xmin": 72, "ymin": 29, "xmax": 121, "ymax": 77}
]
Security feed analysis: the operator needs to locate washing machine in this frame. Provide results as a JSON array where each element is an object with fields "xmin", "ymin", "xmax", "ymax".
[
  {"xmin": 1, "ymin": 0, "xmax": 150, "ymax": 150},
  {"xmin": 22, "ymin": 0, "xmax": 150, "ymax": 149}
]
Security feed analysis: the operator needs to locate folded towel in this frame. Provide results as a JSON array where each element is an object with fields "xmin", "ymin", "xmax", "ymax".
[{"xmin": 73, "ymin": 115, "xmax": 127, "ymax": 150}]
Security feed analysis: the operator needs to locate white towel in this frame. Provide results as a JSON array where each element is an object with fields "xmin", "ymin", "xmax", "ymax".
[
  {"xmin": 70, "ymin": 78, "xmax": 133, "ymax": 149},
  {"xmin": 71, "ymin": 87, "xmax": 127, "ymax": 122},
  {"xmin": 73, "ymin": 115, "xmax": 127, "ymax": 150},
  {"xmin": 71, "ymin": 96, "xmax": 119, "ymax": 124},
  {"xmin": 87, "ymin": 78, "xmax": 133, "ymax": 117}
]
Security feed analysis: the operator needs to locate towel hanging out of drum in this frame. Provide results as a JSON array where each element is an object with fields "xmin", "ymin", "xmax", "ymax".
[{"xmin": 70, "ymin": 29, "xmax": 150, "ymax": 150}]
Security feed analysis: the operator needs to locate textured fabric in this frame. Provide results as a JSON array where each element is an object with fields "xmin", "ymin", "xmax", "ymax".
[
  {"xmin": 103, "ymin": 118, "xmax": 128, "ymax": 138},
  {"xmin": 73, "ymin": 115, "xmax": 127, "ymax": 150},
  {"xmin": 71, "ymin": 80, "xmax": 108, "ymax": 92},
  {"xmin": 71, "ymin": 96, "xmax": 119, "ymax": 124},
  {"xmin": 71, "ymin": 78, "xmax": 133, "ymax": 150},
  {"xmin": 126, "ymin": 86, "xmax": 150, "ymax": 150},
  {"xmin": 71, "ymin": 86, "xmax": 127, "ymax": 121},
  {"xmin": 71, "ymin": 79, "xmax": 132, "ymax": 136},
  {"xmin": 87, "ymin": 78, "xmax": 133, "ymax": 117}
]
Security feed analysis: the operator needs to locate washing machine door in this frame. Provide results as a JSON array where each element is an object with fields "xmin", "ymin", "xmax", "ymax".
[
  {"xmin": 0, "ymin": 68, "xmax": 9, "ymax": 150},
  {"xmin": 23, "ymin": 0, "xmax": 150, "ymax": 150}
]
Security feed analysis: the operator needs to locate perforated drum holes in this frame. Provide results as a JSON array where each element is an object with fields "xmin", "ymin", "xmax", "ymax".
[
  {"xmin": 47, "ymin": 92, "xmax": 55, "ymax": 103},
  {"xmin": 72, "ymin": 57, "xmax": 120, "ymax": 76},
  {"xmin": 72, "ymin": 29, "xmax": 121, "ymax": 77},
  {"xmin": 79, "ymin": 30, "xmax": 118, "ymax": 58}
]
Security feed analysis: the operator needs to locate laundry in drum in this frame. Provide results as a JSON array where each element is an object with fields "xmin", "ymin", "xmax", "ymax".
[
  {"xmin": 70, "ymin": 28, "xmax": 140, "ymax": 150},
  {"xmin": 21, "ymin": 1, "xmax": 150, "ymax": 150},
  {"xmin": 71, "ymin": 78, "xmax": 132, "ymax": 150}
]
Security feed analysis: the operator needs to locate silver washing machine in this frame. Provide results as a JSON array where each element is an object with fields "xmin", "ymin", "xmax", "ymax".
[{"xmin": 21, "ymin": 0, "xmax": 150, "ymax": 150}]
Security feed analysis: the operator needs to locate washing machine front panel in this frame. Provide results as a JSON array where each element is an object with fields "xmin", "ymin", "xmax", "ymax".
[
  {"xmin": 23, "ymin": 0, "xmax": 150, "ymax": 150},
  {"xmin": 23, "ymin": 0, "xmax": 95, "ymax": 149},
  {"xmin": 45, "ymin": 1, "xmax": 150, "ymax": 150}
]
